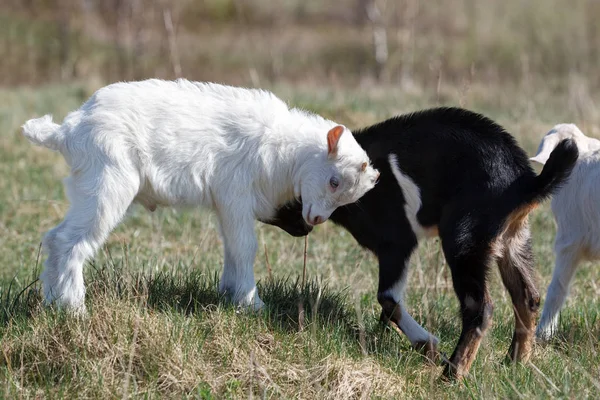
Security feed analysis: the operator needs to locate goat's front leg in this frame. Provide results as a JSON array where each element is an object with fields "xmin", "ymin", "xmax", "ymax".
[
  {"xmin": 217, "ymin": 206, "xmax": 263, "ymax": 310},
  {"xmin": 537, "ymin": 245, "xmax": 581, "ymax": 340},
  {"xmin": 378, "ymin": 247, "xmax": 439, "ymax": 363}
]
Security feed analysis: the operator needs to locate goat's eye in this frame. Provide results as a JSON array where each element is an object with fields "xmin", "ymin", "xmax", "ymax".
[{"xmin": 329, "ymin": 176, "xmax": 339, "ymax": 189}]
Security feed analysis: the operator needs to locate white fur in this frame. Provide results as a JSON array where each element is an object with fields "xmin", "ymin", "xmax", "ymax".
[
  {"xmin": 22, "ymin": 79, "xmax": 378, "ymax": 312},
  {"xmin": 388, "ymin": 154, "xmax": 438, "ymax": 239},
  {"xmin": 383, "ymin": 154, "xmax": 439, "ymax": 346},
  {"xmin": 530, "ymin": 123, "xmax": 600, "ymax": 164},
  {"xmin": 531, "ymin": 124, "xmax": 600, "ymax": 339},
  {"xmin": 381, "ymin": 271, "xmax": 439, "ymax": 346}
]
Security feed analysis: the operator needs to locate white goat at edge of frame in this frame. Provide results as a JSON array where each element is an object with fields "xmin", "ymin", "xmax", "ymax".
[{"xmin": 531, "ymin": 123, "xmax": 600, "ymax": 339}]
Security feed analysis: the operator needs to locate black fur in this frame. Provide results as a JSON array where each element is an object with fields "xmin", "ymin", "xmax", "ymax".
[
  {"xmin": 258, "ymin": 200, "xmax": 313, "ymax": 237},
  {"xmin": 264, "ymin": 107, "xmax": 578, "ymax": 378}
]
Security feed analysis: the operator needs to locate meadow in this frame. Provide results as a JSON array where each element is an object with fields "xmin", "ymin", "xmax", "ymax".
[{"xmin": 1, "ymin": 1, "xmax": 600, "ymax": 398}]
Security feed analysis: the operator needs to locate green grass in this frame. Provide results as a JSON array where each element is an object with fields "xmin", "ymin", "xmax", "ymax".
[{"xmin": 1, "ymin": 83, "xmax": 599, "ymax": 398}]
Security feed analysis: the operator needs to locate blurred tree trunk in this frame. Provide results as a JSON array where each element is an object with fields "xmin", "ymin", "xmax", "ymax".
[
  {"xmin": 58, "ymin": 0, "xmax": 73, "ymax": 81},
  {"xmin": 116, "ymin": 0, "xmax": 131, "ymax": 80},
  {"xmin": 355, "ymin": 0, "xmax": 389, "ymax": 81},
  {"xmin": 355, "ymin": 0, "xmax": 369, "ymax": 25},
  {"xmin": 130, "ymin": 0, "xmax": 146, "ymax": 80},
  {"xmin": 365, "ymin": 0, "xmax": 388, "ymax": 81},
  {"xmin": 163, "ymin": 7, "xmax": 182, "ymax": 78},
  {"xmin": 586, "ymin": 0, "xmax": 600, "ymax": 87}
]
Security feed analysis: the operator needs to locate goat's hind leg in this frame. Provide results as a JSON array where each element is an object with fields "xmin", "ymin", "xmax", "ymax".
[
  {"xmin": 497, "ymin": 224, "xmax": 540, "ymax": 362},
  {"xmin": 440, "ymin": 233, "xmax": 494, "ymax": 380},
  {"xmin": 41, "ymin": 167, "xmax": 138, "ymax": 313}
]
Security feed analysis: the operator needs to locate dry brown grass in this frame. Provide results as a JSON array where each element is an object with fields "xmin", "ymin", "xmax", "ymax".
[{"xmin": 1, "ymin": 288, "xmax": 415, "ymax": 398}]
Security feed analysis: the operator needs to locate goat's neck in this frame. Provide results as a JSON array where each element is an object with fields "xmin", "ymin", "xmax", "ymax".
[{"xmin": 269, "ymin": 110, "xmax": 329, "ymax": 203}]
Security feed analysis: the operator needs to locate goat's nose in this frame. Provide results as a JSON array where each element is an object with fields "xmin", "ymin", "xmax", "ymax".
[{"xmin": 312, "ymin": 215, "xmax": 324, "ymax": 225}]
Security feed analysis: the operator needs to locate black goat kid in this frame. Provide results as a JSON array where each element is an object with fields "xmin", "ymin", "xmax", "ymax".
[{"xmin": 264, "ymin": 107, "xmax": 578, "ymax": 380}]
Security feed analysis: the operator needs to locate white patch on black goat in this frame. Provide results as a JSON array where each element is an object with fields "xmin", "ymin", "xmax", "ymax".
[
  {"xmin": 382, "ymin": 272, "xmax": 440, "ymax": 346},
  {"xmin": 388, "ymin": 154, "xmax": 438, "ymax": 239}
]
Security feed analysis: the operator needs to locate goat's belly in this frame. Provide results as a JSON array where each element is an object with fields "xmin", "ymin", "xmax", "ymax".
[
  {"xmin": 135, "ymin": 171, "xmax": 213, "ymax": 211},
  {"xmin": 133, "ymin": 192, "xmax": 161, "ymax": 212}
]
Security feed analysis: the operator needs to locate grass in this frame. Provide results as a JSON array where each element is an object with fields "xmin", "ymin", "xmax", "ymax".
[{"xmin": 0, "ymin": 80, "xmax": 599, "ymax": 398}]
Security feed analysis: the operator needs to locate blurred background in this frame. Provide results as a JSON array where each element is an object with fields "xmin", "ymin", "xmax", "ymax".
[{"xmin": 1, "ymin": 0, "xmax": 599, "ymax": 127}]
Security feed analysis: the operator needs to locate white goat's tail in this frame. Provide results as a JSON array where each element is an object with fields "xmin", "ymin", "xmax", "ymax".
[{"xmin": 22, "ymin": 115, "xmax": 64, "ymax": 152}]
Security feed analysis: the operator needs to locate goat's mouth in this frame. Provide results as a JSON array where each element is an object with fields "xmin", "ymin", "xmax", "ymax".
[
  {"xmin": 305, "ymin": 203, "xmax": 328, "ymax": 226},
  {"xmin": 305, "ymin": 204, "xmax": 313, "ymax": 226}
]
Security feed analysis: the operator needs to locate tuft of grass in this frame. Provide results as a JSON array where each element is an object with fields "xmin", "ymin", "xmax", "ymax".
[
  {"xmin": 0, "ymin": 263, "xmax": 405, "ymax": 398},
  {"xmin": 1, "ymin": 254, "xmax": 598, "ymax": 398}
]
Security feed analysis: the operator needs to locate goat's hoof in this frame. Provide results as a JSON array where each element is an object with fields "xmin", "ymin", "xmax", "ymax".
[
  {"xmin": 441, "ymin": 363, "xmax": 465, "ymax": 382},
  {"xmin": 46, "ymin": 296, "xmax": 87, "ymax": 318},
  {"xmin": 535, "ymin": 327, "xmax": 556, "ymax": 343},
  {"xmin": 439, "ymin": 352, "xmax": 450, "ymax": 367},
  {"xmin": 505, "ymin": 350, "xmax": 532, "ymax": 365},
  {"xmin": 56, "ymin": 303, "xmax": 88, "ymax": 319},
  {"xmin": 234, "ymin": 299, "xmax": 265, "ymax": 314},
  {"xmin": 414, "ymin": 340, "xmax": 440, "ymax": 365}
]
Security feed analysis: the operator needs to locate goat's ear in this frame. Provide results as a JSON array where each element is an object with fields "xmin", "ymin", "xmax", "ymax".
[
  {"xmin": 587, "ymin": 136, "xmax": 600, "ymax": 152},
  {"xmin": 327, "ymin": 125, "xmax": 345, "ymax": 156},
  {"xmin": 530, "ymin": 135, "xmax": 559, "ymax": 165}
]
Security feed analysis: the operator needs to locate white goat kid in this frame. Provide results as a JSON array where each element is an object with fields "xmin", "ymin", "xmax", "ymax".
[
  {"xmin": 531, "ymin": 123, "xmax": 600, "ymax": 339},
  {"xmin": 22, "ymin": 79, "xmax": 379, "ymax": 314}
]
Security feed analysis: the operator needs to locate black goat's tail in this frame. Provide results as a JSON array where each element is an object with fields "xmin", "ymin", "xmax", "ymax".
[
  {"xmin": 499, "ymin": 138, "xmax": 578, "ymax": 224},
  {"xmin": 523, "ymin": 138, "xmax": 579, "ymax": 205}
]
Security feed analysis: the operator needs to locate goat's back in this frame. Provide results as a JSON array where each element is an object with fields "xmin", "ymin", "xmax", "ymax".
[
  {"xmin": 332, "ymin": 108, "xmax": 535, "ymax": 238},
  {"xmin": 551, "ymin": 150, "xmax": 600, "ymax": 254}
]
